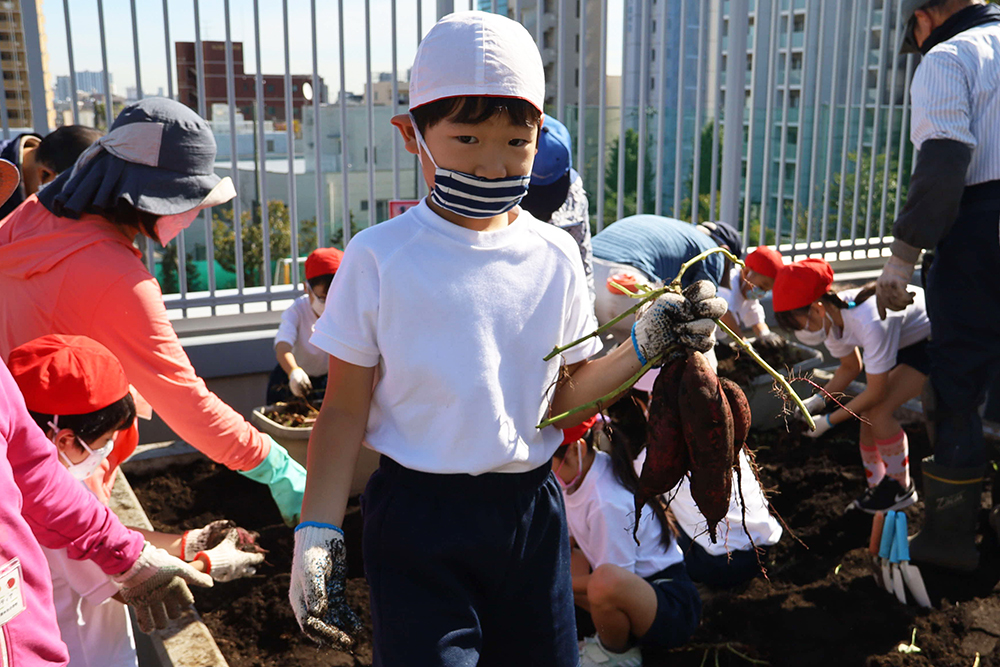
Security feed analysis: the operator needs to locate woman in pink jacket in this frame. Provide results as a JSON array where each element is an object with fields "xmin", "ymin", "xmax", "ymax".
[{"xmin": 0, "ymin": 98, "xmax": 305, "ymax": 525}]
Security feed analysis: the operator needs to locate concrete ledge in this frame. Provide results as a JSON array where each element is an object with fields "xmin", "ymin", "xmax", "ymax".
[{"xmin": 109, "ymin": 470, "xmax": 230, "ymax": 667}]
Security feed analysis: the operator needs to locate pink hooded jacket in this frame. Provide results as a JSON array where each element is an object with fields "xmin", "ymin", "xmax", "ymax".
[
  {"xmin": 0, "ymin": 198, "xmax": 268, "ymax": 488},
  {"xmin": 0, "ymin": 361, "xmax": 143, "ymax": 666}
]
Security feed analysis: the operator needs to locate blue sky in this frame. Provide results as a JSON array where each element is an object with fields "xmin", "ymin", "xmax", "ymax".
[{"xmin": 42, "ymin": 0, "xmax": 623, "ymax": 100}]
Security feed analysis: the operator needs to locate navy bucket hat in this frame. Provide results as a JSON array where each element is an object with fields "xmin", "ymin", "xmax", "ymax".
[
  {"xmin": 699, "ymin": 220, "xmax": 744, "ymax": 261},
  {"xmin": 39, "ymin": 97, "xmax": 235, "ymax": 219}
]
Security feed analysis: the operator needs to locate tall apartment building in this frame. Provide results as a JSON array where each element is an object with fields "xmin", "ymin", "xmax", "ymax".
[
  {"xmin": 724, "ymin": 0, "xmax": 911, "ymax": 241},
  {"xmin": 0, "ymin": 0, "xmax": 55, "ymax": 130}
]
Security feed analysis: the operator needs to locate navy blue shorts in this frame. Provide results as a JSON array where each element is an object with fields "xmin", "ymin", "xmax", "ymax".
[
  {"xmin": 676, "ymin": 529, "xmax": 767, "ymax": 589},
  {"xmin": 639, "ymin": 562, "xmax": 702, "ymax": 649},
  {"xmin": 361, "ymin": 456, "xmax": 578, "ymax": 667},
  {"xmin": 894, "ymin": 338, "xmax": 930, "ymax": 377}
]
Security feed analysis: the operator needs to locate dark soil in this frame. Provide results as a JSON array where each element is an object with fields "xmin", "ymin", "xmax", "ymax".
[
  {"xmin": 715, "ymin": 338, "xmax": 812, "ymax": 387},
  {"xmin": 129, "ymin": 416, "xmax": 1000, "ymax": 667},
  {"xmin": 261, "ymin": 398, "xmax": 320, "ymax": 428}
]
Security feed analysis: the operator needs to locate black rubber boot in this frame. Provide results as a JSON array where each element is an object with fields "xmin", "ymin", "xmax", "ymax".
[{"xmin": 909, "ymin": 456, "xmax": 986, "ymax": 572}]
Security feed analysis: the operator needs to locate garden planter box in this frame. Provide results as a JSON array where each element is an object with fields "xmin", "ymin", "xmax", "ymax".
[
  {"xmin": 726, "ymin": 339, "xmax": 825, "ymax": 430},
  {"xmin": 251, "ymin": 405, "xmax": 380, "ymax": 496}
]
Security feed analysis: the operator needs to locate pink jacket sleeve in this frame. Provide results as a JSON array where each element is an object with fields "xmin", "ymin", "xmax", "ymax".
[
  {"xmin": 87, "ymin": 269, "xmax": 268, "ymax": 471},
  {"xmin": 1, "ymin": 363, "xmax": 143, "ymax": 575}
]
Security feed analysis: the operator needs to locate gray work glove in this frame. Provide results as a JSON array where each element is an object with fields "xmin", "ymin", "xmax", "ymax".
[
  {"xmin": 289, "ymin": 523, "xmax": 362, "ymax": 650},
  {"xmin": 631, "ymin": 280, "xmax": 727, "ymax": 364},
  {"xmin": 114, "ymin": 542, "xmax": 214, "ymax": 633},
  {"xmin": 876, "ymin": 256, "xmax": 916, "ymax": 319},
  {"xmin": 195, "ymin": 528, "xmax": 267, "ymax": 583}
]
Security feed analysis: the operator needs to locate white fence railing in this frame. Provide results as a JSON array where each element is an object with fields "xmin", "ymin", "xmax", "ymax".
[{"xmin": 10, "ymin": 0, "xmax": 915, "ymax": 317}]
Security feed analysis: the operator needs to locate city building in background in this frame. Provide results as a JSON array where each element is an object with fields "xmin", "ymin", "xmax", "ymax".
[
  {"xmin": 175, "ymin": 41, "xmax": 324, "ymax": 124},
  {"xmin": 53, "ymin": 70, "xmax": 115, "ymax": 102},
  {"xmin": 0, "ymin": 0, "xmax": 54, "ymax": 130}
]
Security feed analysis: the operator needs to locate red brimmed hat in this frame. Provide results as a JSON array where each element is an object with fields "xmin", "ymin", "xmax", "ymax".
[
  {"xmin": 8, "ymin": 334, "xmax": 130, "ymax": 416},
  {"xmin": 562, "ymin": 415, "xmax": 597, "ymax": 446},
  {"xmin": 772, "ymin": 259, "xmax": 835, "ymax": 312},
  {"xmin": 745, "ymin": 246, "xmax": 784, "ymax": 279},
  {"xmin": 305, "ymin": 247, "xmax": 344, "ymax": 281}
]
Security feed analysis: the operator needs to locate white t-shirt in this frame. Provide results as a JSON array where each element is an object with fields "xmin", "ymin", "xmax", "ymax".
[
  {"xmin": 274, "ymin": 295, "xmax": 329, "ymax": 377},
  {"xmin": 40, "ymin": 546, "xmax": 137, "ymax": 667},
  {"xmin": 311, "ymin": 200, "xmax": 601, "ymax": 475},
  {"xmin": 823, "ymin": 287, "xmax": 931, "ymax": 375},
  {"xmin": 563, "ymin": 450, "xmax": 683, "ymax": 578},
  {"xmin": 717, "ymin": 267, "xmax": 766, "ymax": 336},
  {"xmin": 666, "ymin": 448, "xmax": 783, "ymax": 558}
]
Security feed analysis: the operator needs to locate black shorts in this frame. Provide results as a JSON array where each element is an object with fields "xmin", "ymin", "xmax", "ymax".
[
  {"xmin": 894, "ymin": 338, "xmax": 931, "ymax": 376},
  {"xmin": 639, "ymin": 562, "xmax": 702, "ymax": 649}
]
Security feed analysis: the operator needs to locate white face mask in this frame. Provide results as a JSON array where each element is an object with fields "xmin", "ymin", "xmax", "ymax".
[
  {"xmin": 794, "ymin": 311, "xmax": 832, "ymax": 346},
  {"xmin": 49, "ymin": 419, "xmax": 115, "ymax": 481},
  {"xmin": 307, "ymin": 286, "xmax": 325, "ymax": 317}
]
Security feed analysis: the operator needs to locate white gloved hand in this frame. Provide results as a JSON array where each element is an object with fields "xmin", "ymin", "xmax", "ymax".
[
  {"xmin": 181, "ymin": 519, "xmax": 237, "ymax": 561},
  {"xmin": 800, "ymin": 393, "xmax": 827, "ymax": 418},
  {"xmin": 195, "ymin": 528, "xmax": 266, "ymax": 582},
  {"xmin": 288, "ymin": 367, "xmax": 313, "ymax": 398},
  {"xmin": 802, "ymin": 414, "xmax": 834, "ymax": 439},
  {"xmin": 632, "ymin": 280, "xmax": 728, "ymax": 364},
  {"xmin": 289, "ymin": 523, "xmax": 361, "ymax": 649},
  {"xmin": 876, "ymin": 256, "xmax": 916, "ymax": 320},
  {"xmin": 114, "ymin": 542, "xmax": 214, "ymax": 632}
]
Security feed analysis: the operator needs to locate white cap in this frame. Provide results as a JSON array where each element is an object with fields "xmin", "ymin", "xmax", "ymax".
[{"xmin": 409, "ymin": 11, "xmax": 545, "ymax": 113}]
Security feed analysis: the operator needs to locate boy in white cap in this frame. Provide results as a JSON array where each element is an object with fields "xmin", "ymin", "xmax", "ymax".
[{"xmin": 289, "ymin": 11, "xmax": 725, "ymax": 665}]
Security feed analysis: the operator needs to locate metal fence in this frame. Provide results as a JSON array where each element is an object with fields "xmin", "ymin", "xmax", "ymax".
[{"xmin": 10, "ymin": 0, "xmax": 916, "ymax": 317}]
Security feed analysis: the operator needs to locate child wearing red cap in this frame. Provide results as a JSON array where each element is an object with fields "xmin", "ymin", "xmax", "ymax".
[
  {"xmin": 8, "ymin": 334, "xmax": 265, "ymax": 664},
  {"xmin": 772, "ymin": 259, "xmax": 931, "ymax": 513},
  {"xmin": 552, "ymin": 417, "xmax": 700, "ymax": 665},
  {"xmin": 718, "ymin": 245, "xmax": 785, "ymax": 341},
  {"xmin": 268, "ymin": 247, "xmax": 344, "ymax": 404}
]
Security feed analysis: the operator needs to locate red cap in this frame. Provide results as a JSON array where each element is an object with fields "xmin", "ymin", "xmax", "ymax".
[
  {"xmin": 607, "ymin": 272, "xmax": 641, "ymax": 295},
  {"xmin": 744, "ymin": 246, "xmax": 784, "ymax": 279},
  {"xmin": 772, "ymin": 259, "xmax": 835, "ymax": 312},
  {"xmin": 8, "ymin": 335, "xmax": 130, "ymax": 416},
  {"xmin": 562, "ymin": 416, "xmax": 597, "ymax": 445},
  {"xmin": 304, "ymin": 247, "xmax": 344, "ymax": 281}
]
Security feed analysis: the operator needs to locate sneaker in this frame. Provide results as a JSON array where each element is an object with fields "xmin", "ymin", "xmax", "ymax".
[
  {"xmin": 846, "ymin": 476, "xmax": 918, "ymax": 514},
  {"xmin": 579, "ymin": 636, "xmax": 643, "ymax": 667}
]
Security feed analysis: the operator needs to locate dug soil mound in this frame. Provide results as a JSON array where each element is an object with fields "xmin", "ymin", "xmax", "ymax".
[{"xmin": 130, "ymin": 418, "xmax": 1000, "ymax": 666}]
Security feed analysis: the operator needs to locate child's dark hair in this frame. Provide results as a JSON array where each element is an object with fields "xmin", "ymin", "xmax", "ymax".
[
  {"xmin": 36, "ymin": 125, "xmax": 104, "ymax": 174},
  {"xmin": 410, "ymin": 96, "xmax": 542, "ymax": 135},
  {"xmin": 95, "ymin": 198, "xmax": 161, "ymax": 240},
  {"xmin": 308, "ymin": 274, "xmax": 334, "ymax": 293},
  {"xmin": 774, "ymin": 282, "xmax": 877, "ymax": 331},
  {"xmin": 604, "ymin": 397, "xmax": 677, "ymax": 549},
  {"xmin": 29, "ymin": 393, "xmax": 136, "ymax": 446}
]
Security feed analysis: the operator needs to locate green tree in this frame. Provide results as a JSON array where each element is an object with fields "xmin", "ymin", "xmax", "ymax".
[
  {"xmin": 212, "ymin": 200, "xmax": 319, "ymax": 287},
  {"xmin": 603, "ymin": 127, "xmax": 656, "ymax": 223},
  {"xmin": 159, "ymin": 241, "xmax": 199, "ymax": 294},
  {"xmin": 815, "ymin": 149, "xmax": 907, "ymax": 243},
  {"xmin": 679, "ymin": 121, "xmax": 723, "ymax": 223}
]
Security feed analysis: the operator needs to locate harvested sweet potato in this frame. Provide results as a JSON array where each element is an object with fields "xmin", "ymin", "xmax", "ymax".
[
  {"xmin": 634, "ymin": 358, "xmax": 688, "ymax": 533},
  {"xmin": 719, "ymin": 377, "xmax": 751, "ymax": 466},
  {"xmin": 679, "ymin": 351, "xmax": 734, "ymax": 543}
]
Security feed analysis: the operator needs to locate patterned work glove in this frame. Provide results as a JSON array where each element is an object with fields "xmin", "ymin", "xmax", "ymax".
[
  {"xmin": 875, "ymin": 256, "xmax": 916, "ymax": 319},
  {"xmin": 289, "ymin": 523, "xmax": 362, "ymax": 650},
  {"xmin": 181, "ymin": 520, "xmax": 262, "ymax": 562},
  {"xmin": 194, "ymin": 528, "xmax": 267, "ymax": 582},
  {"xmin": 631, "ymin": 280, "xmax": 728, "ymax": 365},
  {"xmin": 114, "ymin": 542, "xmax": 214, "ymax": 633}
]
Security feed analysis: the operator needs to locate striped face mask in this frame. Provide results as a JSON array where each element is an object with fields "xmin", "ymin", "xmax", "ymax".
[{"xmin": 411, "ymin": 115, "xmax": 531, "ymax": 219}]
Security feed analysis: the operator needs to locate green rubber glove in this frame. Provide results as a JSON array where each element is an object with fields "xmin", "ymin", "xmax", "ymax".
[{"xmin": 239, "ymin": 435, "xmax": 306, "ymax": 526}]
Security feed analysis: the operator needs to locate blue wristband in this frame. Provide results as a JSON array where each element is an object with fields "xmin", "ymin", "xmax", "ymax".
[
  {"xmin": 295, "ymin": 521, "xmax": 344, "ymax": 535},
  {"xmin": 630, "ymin": 323, "xmax": 648, "ymax": 366}
]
